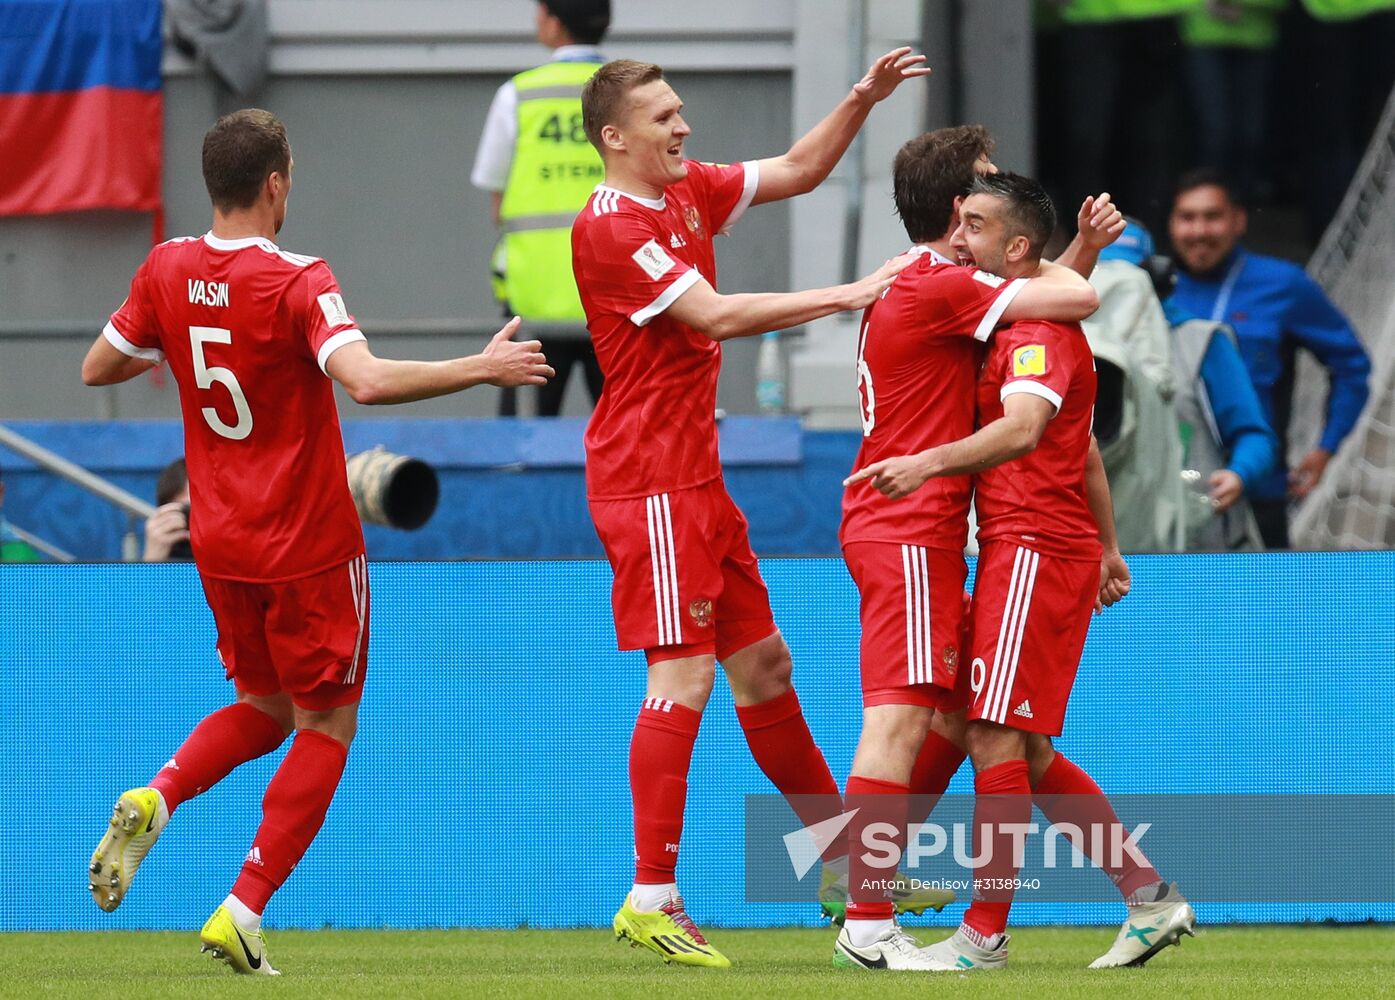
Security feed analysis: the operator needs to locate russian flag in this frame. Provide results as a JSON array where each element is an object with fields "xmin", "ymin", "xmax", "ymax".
[{"xmin": 0, "ymin": 0, "xmax": 162, "ymax": 217}]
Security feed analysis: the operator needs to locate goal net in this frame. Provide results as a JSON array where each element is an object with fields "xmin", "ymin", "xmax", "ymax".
[{"xmin": 1291, "ymin": 84, "xmax": 1395, "ymax": 548}]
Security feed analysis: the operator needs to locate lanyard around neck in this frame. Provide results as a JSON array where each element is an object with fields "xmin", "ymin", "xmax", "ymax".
[{"xmin": 1209, "ymin": 254, "xmax": 1245, "ymax": 325}]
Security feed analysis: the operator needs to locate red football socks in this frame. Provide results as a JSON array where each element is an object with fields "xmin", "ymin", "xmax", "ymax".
[
  {"xmin": 735, "ymin": 688, "xmax": 843, "ymax": 852},
  {"xmin": 631, "ymin": 698, "xmax": 701, "ymax": 884},
  {"xmin": 149, "ymin": 702, "xmax": 287, "ymax": 814},
  {"xmin": 907, "ymin": 729, "xmax": 967, "ymax": 828},
  {"xmin": 961, "ymin": 758, "xmax": 1032, "ymax": 940},
  {"xmin": 230, "ymin": 729, "xmax": 349, "ymax": 914},
  {"xmin": 1032, "ymin": 752, "xmax": 1161, "ymax": 900},
  {"xmin": 843, "ymin": 775, "xmax": 909, "ymax": 921}
]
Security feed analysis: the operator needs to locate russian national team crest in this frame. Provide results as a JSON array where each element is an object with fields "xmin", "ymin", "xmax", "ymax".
[
  {"xmin": 942, "ymin": 646, "xmax": 958, "ymax": 673},
  {"xmin": 689, "ymin": 598, "xmax": 713, "ymax": 628},
  {"xmin": 684, "ymin": 205, "xmax": 705, "ymax": 239}
]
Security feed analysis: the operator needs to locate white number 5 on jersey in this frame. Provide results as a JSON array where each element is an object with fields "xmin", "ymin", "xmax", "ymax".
[{"xmin": 189, "ymin": 326, "xmax": 253, "ymax": 440}]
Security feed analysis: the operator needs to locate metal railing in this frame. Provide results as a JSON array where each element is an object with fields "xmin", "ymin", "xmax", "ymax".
[{"xmin": 0, "ymin": 424, "xmax": 156, "ymax": 561}]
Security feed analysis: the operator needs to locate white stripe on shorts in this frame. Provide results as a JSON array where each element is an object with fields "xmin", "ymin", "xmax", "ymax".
[
  {"xmin": 901, "ymin": 544, "xmax": 934, "ymax": 685},
  {"xmin": 983, "ymin": 547, "xmax": 1040, "ymax": 723},
  {"xmin": 345, "ymin": 554, "xmax": 368, "ymax": 685},
  {"xmin": 646, "ymin": 494, "xmax": 683, "ymax": 646}
]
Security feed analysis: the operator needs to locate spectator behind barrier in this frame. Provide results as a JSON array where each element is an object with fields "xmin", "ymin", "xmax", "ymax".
[
  {"xmin": 144, "ymin": 457, "xmax": 192, "ymax": 562},
  {"xmin": 1104, "ymin": 218, "xmax": 1279, "ymax": 550},
  {"xmin": 0, "ymin": 459, "xmax": 41, "ymax": 563},
  {"xmin": 1077, "ymin": 219, "xmax": 1185, "ymax": 552},
  {"xmin": 1167, "ymin": 169, "xmax": 1369, "ymax": 548},
  {"xmin": 472, "ymin": 0, "xmax": 610, "ymax": 417}
]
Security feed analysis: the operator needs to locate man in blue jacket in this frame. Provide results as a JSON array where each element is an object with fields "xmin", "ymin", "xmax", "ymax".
[
  {"xmin": 1167, "ymin": 169, "xmax": 1371, "ymax": 547},
  {"xmin": 1101, "ymin": 219, "xmax": 1278, "ymax": 548}
]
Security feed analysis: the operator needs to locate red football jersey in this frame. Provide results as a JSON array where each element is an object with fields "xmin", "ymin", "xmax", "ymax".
[
  {"xmin": 974, "ymin": 319, "xmax": 1102, "ymax": 562},
  {"xmin": 840, "ymin": 247, "xmax": 1027, "ymax": 551},
  {"xmin": 572, "ymin": 159, "xmax": 758, "ymax": 500},
  {"xmin": 105, "ymin": 233, "xmax": 365, "ymax": 582}
]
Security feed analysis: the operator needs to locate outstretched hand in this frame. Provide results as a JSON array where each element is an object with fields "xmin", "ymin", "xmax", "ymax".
[
  {"xmin": 847, "ymin": 253, "xmax": 915, "ymax": 309},
  {"xmin": 853, "ymin": 47, "xmax": 931, "ymax": 105},
  {"xmin": 1077, "ymin": 193, "xmax": 1126, "ymax": 252},
  {"xmin": 483, "ymin": 317, "xmax": 554, "ymax": 387}
]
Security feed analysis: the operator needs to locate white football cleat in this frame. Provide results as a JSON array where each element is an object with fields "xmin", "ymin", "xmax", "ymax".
[
  {"xmin": 918, "ymin": 926, "xmax": 1010, "ymax": 972},
  {"xmin": 833, "ymin": 922, "xmax": 957, "ymax": 971},
  {"xmin": 1089, "ymin": 882, "xmax": 1197, "ymax": 968}
]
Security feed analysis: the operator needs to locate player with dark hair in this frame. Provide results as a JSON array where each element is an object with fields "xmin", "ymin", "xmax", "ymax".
[
  {"xmin": 572, "ymin": 51, "xmax": 928, "ymax": 967},
  {"xmin": 850, "ymin": 172, "xmax": 1194, "ymax": 972},
  {"xmin": 831, "ymin": 145, "xmax": 1121, "ymax": 969},
  {"xmin": 82, "ymin": 108, "xmax": 552, "ymax": 975}
]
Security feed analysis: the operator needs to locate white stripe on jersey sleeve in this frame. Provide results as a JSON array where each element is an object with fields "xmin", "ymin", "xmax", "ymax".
[
  {"xmin": 1000, "ymin": 379, "xmax": 1063, "ymax": 414},
  {"xmin": 630, "ymin": 268, "xmax": 701, "ymax": 327},
  {"xmin": 317, "ymin": 329, "xmax": 367, "ymax": 375},
  {"xmin": 102, "ymin": 321, "xmax": 164, "ymax": 363},
  {"xmin": 973, "ymin": 277, "xmax": 1029, "ymax": 342},
  {"xmin": 720, "ymin": 160, "xmax": 761, "ymax": 235}
]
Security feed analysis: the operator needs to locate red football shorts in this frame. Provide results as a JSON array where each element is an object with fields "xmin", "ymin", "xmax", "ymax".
[
  {"xmin": 843, "ymin": 541, "xmax": 970, "ymax": 709},
  {"xmin": 966, "ymin": 541, "xmax": 1097, "ymax": 735},
  {"xmin": 589, "ymin": 480, "xmax": 776, "ymax": 662},
  {"xmin": 199, "ymin": 553, "xmax": 369, "ymax": 711}
]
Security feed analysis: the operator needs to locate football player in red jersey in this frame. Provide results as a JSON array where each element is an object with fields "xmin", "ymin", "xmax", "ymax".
[
  {"xmin": 81, "ymin": 109, "xmax": 552, "ymax": 975},
  {"xmin": 850, "ymin": 172, "xmax": 1194, "ymax": 972},
  {"xmin": 831, "ymin": 131, "xmax": 1126, "ymax": 969},
  {"xmin": 571, "ymin": 52, "xmax": 928, "ymax": 966}
]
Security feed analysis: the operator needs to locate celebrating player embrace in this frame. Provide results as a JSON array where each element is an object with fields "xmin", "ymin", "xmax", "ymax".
[
  {"xmin": 849, "ymin": 172, "xmax": 1195, "ymax": 972},
  {"xmin": 572, "ymin": 49, "xmax": 929, "ymax": 967}
]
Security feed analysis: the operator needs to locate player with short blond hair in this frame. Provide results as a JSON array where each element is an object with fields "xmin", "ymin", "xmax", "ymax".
[{"xmin": 572, "ymin": 49, "xmax": 928, "ymax": 967}]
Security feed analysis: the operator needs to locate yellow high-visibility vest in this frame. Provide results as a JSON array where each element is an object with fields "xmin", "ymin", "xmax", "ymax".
[{"xmin": 496, "ymin": 59, "xmax": 605, "ymax": 321}]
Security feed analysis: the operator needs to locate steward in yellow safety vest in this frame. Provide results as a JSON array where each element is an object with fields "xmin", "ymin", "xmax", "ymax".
[{"xmin": 471, "ymin": 0, "xmax": 610, "ymax": 415}]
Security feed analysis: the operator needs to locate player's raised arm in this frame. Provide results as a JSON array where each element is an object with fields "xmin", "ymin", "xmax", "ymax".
[
  {"xmin": 325, "ymin": 317, "xmax": 554, "ymax": 405},
  {"xmin": 997, "ymin": 261, "xmax": 1100, "ymax": 323},
  {"xmin": 665, "ymin": 255, "xmax": 913, "ymax": 342},
  {"xmin": 751, "ymin": 47, "xmax": 930, "ymax": 207},
  {"xmin": 1055, "ymin": 193, "xmax": 1126, "ymax": 278}
]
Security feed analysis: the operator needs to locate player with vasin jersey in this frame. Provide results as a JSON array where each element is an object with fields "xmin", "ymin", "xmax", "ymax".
[
  {"xmin": 573, "ymin": 52, "xmax": 928, "ymax": 967},
  {"xmin": 81, "ymin": 108, "xmax": 551, "ymax": 976},
  {"xmin": 831, "ymin": 136, "xmax": 1114, "ymax": 970},
  {"xmin": 849, "ymin": 172, "xmax": 1195, "ymax": 973}
]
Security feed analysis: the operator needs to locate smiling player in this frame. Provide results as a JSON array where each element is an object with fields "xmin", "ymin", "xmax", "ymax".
[{"xmin": 572, "ymin": 50, "xmax": 928, "ymax": 967}]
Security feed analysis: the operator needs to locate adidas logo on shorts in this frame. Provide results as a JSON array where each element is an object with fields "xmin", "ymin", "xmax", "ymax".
[{"xmin": 1013, "ymin": 700, "xmax": 1034, "ymax": 720}]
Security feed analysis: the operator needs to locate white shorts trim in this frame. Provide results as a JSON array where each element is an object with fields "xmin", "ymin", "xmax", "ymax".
[
  {"xmin": 981, "ymin": 546, "xmax": 1040, "ymax": 724},
  {"xmin": 645, "ymin": 493, "xmax": 683, "ymax": 645}
]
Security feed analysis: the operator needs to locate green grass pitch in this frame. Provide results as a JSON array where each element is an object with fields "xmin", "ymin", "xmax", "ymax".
[{"xmin": 3, "ymin": 926, "xmax": 1390, "ymax": 998}]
